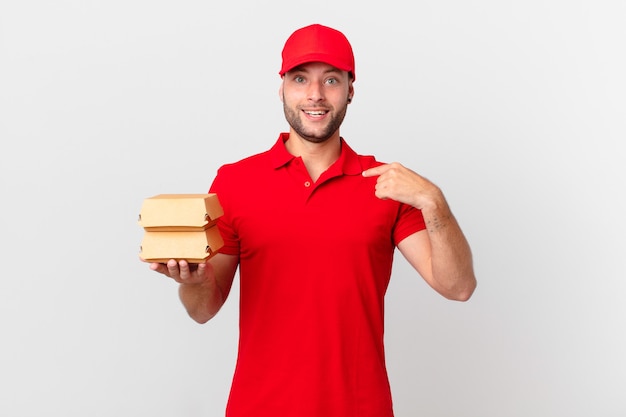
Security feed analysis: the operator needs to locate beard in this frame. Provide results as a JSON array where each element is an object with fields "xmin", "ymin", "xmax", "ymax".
[{"xmin": 282, "ymin": 98, "xmax": 348, "ymax": 144}]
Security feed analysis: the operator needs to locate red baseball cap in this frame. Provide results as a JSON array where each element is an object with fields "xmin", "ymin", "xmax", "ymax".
[{"xmin": 279, "ymin": 24, "xmax": 355, "ymax": 81}]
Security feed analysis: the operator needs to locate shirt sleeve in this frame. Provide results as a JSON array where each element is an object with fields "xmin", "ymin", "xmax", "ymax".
[
  {"xmin": 392, "ymin": 203, "xmax": 426, "ymax": 246},
  {"xmin": 209, "ymin": 165, "xmax": 241, "ymax": 256}
]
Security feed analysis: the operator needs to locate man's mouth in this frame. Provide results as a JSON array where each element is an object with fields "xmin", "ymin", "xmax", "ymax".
[{"xmin": 303, "ymin": 110, "xmax": 328, "ymax": 117}]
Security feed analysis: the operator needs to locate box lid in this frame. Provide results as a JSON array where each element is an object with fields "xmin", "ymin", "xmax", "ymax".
[{"xmin": 138, "ymin": 193, "xmax": 224, "ymax": 230}]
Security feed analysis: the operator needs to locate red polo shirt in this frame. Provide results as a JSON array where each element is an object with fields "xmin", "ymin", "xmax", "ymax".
[{"xmin": 209, "ymin": 133, "xmax": 426, "ymax": 417}]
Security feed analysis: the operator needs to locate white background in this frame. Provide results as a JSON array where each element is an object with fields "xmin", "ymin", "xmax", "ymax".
[{"xmin": 1, "ymin": 1, "xmax": 625, "ymax": 416}]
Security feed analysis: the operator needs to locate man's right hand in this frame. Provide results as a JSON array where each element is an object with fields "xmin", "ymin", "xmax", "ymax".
[
  {"xmin": 142, "ymin": 253, "xmax": 239, "ymax": 323},
  {"xmin": 149, "ymin": 259, "xmax": 214, "ymax": 285}
]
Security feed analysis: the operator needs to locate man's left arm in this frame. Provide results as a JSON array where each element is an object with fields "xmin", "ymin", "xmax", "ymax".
[{"xmin": 362, "ymin": 163, "xmax": 476, "ymax": 301}]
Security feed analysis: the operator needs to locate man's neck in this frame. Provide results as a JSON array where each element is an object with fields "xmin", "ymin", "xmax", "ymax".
[{"xmin": 284, "ymin": 132, "xmax": 342, "ymax": 183}]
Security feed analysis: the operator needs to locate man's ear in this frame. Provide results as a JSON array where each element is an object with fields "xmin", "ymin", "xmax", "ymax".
[{"xmin": 278, "ymin": 82, "xmax": 284, "ymax": 102}]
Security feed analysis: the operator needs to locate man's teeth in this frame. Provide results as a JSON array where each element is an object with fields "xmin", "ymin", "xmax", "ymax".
[{"xmin": 305, "ymin": 111, "xmax": 326, "ymax": 115}]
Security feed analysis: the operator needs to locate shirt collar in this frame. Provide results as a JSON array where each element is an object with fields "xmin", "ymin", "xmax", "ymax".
[{"xmin": 270, "ymin": 133, "xmax": 363, "ymax": 176}]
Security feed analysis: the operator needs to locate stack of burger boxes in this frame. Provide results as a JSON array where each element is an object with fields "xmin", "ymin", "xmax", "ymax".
[{"xmin": 138, "ymin": 194, "xmax": 224, "ymax": 263}]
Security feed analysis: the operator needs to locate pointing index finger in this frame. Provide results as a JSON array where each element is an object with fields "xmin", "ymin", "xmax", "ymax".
[{"xmin": 362, "ymin": 163, "xmax": 390, "ymax": 177}]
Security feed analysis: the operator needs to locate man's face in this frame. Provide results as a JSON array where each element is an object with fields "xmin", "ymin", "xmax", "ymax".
[{"xmin": 280, "ymin": 62, "xmax": 353, "ymax": 144}]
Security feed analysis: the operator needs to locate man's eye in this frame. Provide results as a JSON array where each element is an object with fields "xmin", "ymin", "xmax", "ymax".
[
  {"xmin": 295, "ymin": 76, "xmax": 305, "ymax": 83},
  {"xmin": 326, "ymin": 78, "xmax": 337, "ymax": 85}
]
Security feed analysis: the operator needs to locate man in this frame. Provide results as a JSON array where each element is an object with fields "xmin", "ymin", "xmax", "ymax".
[{"xmin": 147, "ymin": 23, "xmax": 476, "ymax": 417}]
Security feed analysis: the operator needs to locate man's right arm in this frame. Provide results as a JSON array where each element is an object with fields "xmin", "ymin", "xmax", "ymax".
[{"xmin": 149, "ymin": 253, "xmax": 239, "ymax": 324}]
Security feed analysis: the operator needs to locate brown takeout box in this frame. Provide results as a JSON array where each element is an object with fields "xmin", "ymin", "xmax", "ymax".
[
  {"xmin": 138, "ymin": 193, "xmax": 224, "ymax": 231},
  {"xmin": 138, "ymin": 193, "xmax": 225, "ymax": 263},
  {"xmin": 140, "ymin": 227, "xmax": 224, "ymax": 263}
]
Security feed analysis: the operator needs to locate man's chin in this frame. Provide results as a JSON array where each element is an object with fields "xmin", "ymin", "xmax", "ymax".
[
  {"xmin": 301, "ymin": 134, "xmax": 331, "ymax": 144},
  {"xmin": 296, "ymin": 127, "xmax": 338, "ymax": 144}
]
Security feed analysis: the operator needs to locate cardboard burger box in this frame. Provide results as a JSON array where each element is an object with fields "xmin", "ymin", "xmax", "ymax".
[{"xmin": 138, "ymin": 194, "xmax": 224, "ymax": 263}]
